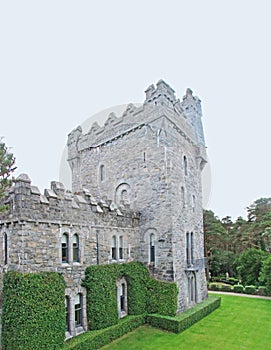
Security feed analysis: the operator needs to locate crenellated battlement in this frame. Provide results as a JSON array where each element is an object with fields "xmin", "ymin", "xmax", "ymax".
[{"xmin": 1, "ymin": 174, "xmax": 139, "ymax": 228}]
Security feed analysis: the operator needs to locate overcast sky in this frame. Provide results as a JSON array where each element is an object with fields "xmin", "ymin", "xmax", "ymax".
[{"xmin": 1, "ymin": 1, "xmax": 271, "ymax": 220}]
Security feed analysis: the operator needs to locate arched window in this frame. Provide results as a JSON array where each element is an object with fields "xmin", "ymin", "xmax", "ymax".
[
  {"xmin": 186, "ymin": 232, "xmax": 194, "ymax": 266},
  {"xmin": 181, "ymin": 186, "xmax": 185, "ymax": 208},
  {"xmin": 65, "ymin": 296, "xmax": 70, "ymax": 331},
  {"xmin": 62, "ymin": 234, "xmax": 69, "ymax": 263},
  {"xmin": 192, "ymin": 195, "xmax": 196, "ymax": 212},
  {"xmin": 184, "ymin": 156, "xmax": 188, "ymax": 176},
  {"xmin": 186, "ymin": 232, "xmax": 190, "ymax": 265},
  {"xmin": 120, "ymin": 283, "xmax": 126, "ymax": 312},
  {"xmin": 188, "ymin": 274, "xmax": 196, "ymax": 304},
  {"xmin": 191, "ymin": 275, "xmax": 195, "ymax": 302},
  {"xmin": 150, "ymin": 234, "xmax": 155, "ymax": 264},
  {"xmin": 4, "ymin": 232, "xmax": 8, "ymax": 265},
  {"xmin": 73, "ymin": 234, "xmax": 79, "ymax": 262},
  {"xmin": 74, "ymin": 293, "xmax": 82, "ymax": 327},
  {"xmin": 119, "ymin": 236, "xmax": 123, "ymax": 260},
  {"xmin": 117, "ymin": 277, "xmax": 128, "ymax": 318},
  {"xmin": 100, "ymin": 164, "xmax": 105, "ymax": 182},
  {"xmin": 112, "ymin": 236, "xmax": 117, "ymax": 260},
  {"xmin": 191, "ymin": 232, "xmax": 194, "ymax": 265}
]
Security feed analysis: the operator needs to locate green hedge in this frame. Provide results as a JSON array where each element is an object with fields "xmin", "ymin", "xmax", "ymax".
[
  {"xmin": 233, "ymin": 284, "xmax": 244, "ymax": 293},
  {"xmin": 244, "ymin": 285, "xmax": 256, "ymax": 294},
  {"xmin": 64, "ymin": 315, "xmax": 146, "ymax": 350},
  {"xmin": 147, "ymin": 277, "xmax": 178, "ymax": 316},
  {"xmin": 2, "ymin": 271, "xmax": 66, "ymax": 350},
  {"xmin": 64, "ymin": 297, "xmax": 221, "ymax": 349},
  {"xmin": 146, "ymin": 296, "xmax": 221, "ymax": 333},
  {"xmin": 83, "ymin": 262, "xmax": 178, "ymax": 330}
]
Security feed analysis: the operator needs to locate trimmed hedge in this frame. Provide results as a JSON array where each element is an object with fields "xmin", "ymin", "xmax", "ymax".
[
  {"xmin": 146, "ymin": 296, "xmax": 221, "ymax": 333},
  {"xmin": 2, "ymin": 271, "xmax": 66, "ymax": 350},
  {"xmin": 83, "ymin": 262, "xmax": 178, "ymax": 330},
  {"xmin": 64, "ymin": 315, "xmax": 146, "ymax": 350},
  {"xmin": 233, "ymin": 284, "xmax": 244, "ymax": 293},
  {"xmin": 244, "ymin": 285, "xmax": 256, "ymax": 294},
  {"xmin": 257, "ymin": 286, "xmax": 268, "ymax": 296},
  {"xmin": 64, "ymin": 297, "xmax": 221, "ymax": 349}
]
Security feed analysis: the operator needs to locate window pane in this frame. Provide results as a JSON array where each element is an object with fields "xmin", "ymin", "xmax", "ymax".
[
  {"xmin": 73, "ymin": 235, "xmax": 79, "ymax": 262},
  {"xmin": 74, "ymin": 294, "xmax": 82, "ymax": 327},
  {"xmin": 62, "ymin": 234, "xmax": 68, "ymax": 263}
]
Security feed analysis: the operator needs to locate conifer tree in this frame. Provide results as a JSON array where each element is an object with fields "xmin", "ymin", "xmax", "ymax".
[{"xmin": 0, "ymin": 139, "xmax": 16, "ymax": 212}]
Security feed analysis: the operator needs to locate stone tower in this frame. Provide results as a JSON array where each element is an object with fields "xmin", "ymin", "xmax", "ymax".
[{"xmin": 67, "ymin": 80, "xmax": 208, "ymax": 311}]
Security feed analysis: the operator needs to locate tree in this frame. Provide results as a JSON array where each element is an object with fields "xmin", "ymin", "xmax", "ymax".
[
  {"xmin": 0, "ymin": 139, "xmax": 16, "ymax": 212},
  {"xmin": 203, "ymin": 210, "xmax": 227, "ymax": 277},
  {"xmin": 235, "ymin": 248, "xmax": 268, "ymax": 286},
  {"xmin": 259, "ymin": 255, "xmax": 271, "ymax": 293}
]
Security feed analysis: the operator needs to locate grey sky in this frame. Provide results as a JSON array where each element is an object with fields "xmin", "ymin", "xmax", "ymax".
[{"xmin": 1, "ymin": 1, "xmax": 270, "ymax": 220}]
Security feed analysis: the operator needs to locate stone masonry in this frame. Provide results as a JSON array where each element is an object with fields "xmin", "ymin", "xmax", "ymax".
[{"xmin": 0, "ymin": 80, "xmax": 208, "ymax": 339}]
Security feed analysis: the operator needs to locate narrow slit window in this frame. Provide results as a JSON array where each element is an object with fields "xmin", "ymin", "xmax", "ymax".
[
  {"xmin": 62, "ymin": 234, "xmax": 69, "ymax": 263},
  {"xmin": 119, "ymin": 236, "xmax": 123, "ymax": 260},
  {"xmin": 184, "ymin": 156, "xmax": 188, "ymax": 176},
  {"xmin": 100, "ymin": 164, "xmax": 105, "ymax": 182},
  {"xmin": 112, "ymin": 236, "xmax": 117, "ymax": 260},
  {"xmin": 150, "ymin": 234, "xmax": 155, "ymax": 263},
  {"xmin": 73, "ymin": 234, "xmax": 79, "ymax": 262},
  {"xmin": 4, "ymin": 233, "xmax": 8, "ymax": 265}
]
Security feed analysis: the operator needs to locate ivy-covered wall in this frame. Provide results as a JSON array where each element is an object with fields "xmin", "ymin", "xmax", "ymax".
[
  {"xmin": 83, "ymin": 262, "xmax": 178, "ymax": 330},
  {"xmin": 2, "ymin": 271, "xmax": 66, "ymax": 350}
]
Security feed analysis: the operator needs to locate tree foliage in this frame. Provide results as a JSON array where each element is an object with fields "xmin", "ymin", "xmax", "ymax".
[
  {"xmin": 0, "ymin": 139, "xmax": 16, "ymax": 212},
  {"xmin": 204, "ymin": 197, "xmax": 271, "ymax": 287},
  {"xmin": 234, "ymin": 248, "xmax": 268, "ymax": 286}
]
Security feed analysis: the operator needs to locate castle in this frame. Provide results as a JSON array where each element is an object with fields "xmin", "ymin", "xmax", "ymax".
[{"xmin": 0, "ymin": 80, "xmax": 208, "ymax": 339}]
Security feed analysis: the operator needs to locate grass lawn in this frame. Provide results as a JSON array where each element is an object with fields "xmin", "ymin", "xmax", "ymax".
[{"xmin": 101, "ymin": 294, "xmax": 271, "ymax": 350}]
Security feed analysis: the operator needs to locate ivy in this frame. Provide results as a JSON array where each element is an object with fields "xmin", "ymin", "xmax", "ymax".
[
  {"xmin": 83, "ymin": 262, "xmax": 178, "ymax": 330},
  {"xmin": 2, "ymin": 271, "xmax": 66, "ymax": 350}
]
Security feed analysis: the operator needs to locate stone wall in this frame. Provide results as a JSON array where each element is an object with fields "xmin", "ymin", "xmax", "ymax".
[
  {"xmin": 67, "ymin": 80, "xmax": 208, "ymax": 312},
  {"xmin": 0, "ymin": 79, "xmax": 208, "ymax": 338}
]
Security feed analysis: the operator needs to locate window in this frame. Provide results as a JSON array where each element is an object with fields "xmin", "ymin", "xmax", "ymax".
[
  {"xmin": 181, "ymin": 186, "xmax": 185, "ymax": 208},
  {"xmin": 112, "ymin": 236, "xmax": 117, "ymax": 260},
  {"xmin": 184, "ymin": 156, "xmax": 188, "ymax": 176},
  {"xmin": 150, "ymin": 234, "xmax": 155, "ymax": 264},
  {"xmin": 100, "ymin": 164, "xmax": 105, "ymax": 182},
  {"xmin": 192, "ymin": 195, "xmax": 196, "ymax": 212},
  {"xmin": 73, "ymin": 234, "xmax": 79, "ymax": 262},
  {"xmin": 4, "ymin": 233, "xmax": 8, "ymax": 265},
  {"xmin": 186, "ymin": 232, "xmax": 190, "ymax": 265},
  {"xmin": 120, "ymin": 283, "xmax": 125, "ymax": 312},
  {"xmin": 188, "ymin": 274, "xmax": 196, "ymax": 304},
  {"xmin": 191, "ymin": 232, "xmax": 194, "ymax": 265},
  {"xmin": 74, "ymin": 294, "xmax": 82, "ymax": 327},
  {"xmin": 186, "ymin": 232, "xmax": 194, "ymax": 266},
  {"xmin": 117, "ymin": 278, "xmax": 127, "ymax": 318},
  {"xmin": 65, "ymin": 296, "xmax": 70, "ymax": 331},
  {"xmin": 119, "ymin": 236, "xmax": 123, "ymax": 260},
  {"xmin": 62, "ymin": 234, "xmax": 69, "ymax": 263}
]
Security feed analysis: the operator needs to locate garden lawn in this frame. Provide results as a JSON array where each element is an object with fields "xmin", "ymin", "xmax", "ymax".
[{"xmin": 101, "ymin": 294, "xmax": 271, "ymax": 350}]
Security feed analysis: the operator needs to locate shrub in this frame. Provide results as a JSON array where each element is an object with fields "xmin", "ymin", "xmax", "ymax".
[
  {"xmin": 2, "ymin": 271, "xmax": 66, "ymax": 350},
  {"xmin": 244, "ymin": 285, "xmax": 256, "ymax": 295},
  {"xmin": 228, "ymin": 277, "xmax": 239, "ymax": 285},
  {"xmin": 220, "ymin": 284, "xmax": 232, "ymax": 292},
  {"xmin": 208, "ymin": 283, "xmax": 220, "ymax": 291},
  {"xmin": 256, "ymin": 286, "xmax": 268, "ymax": 296},
  {"xmin": 233, "ymin": 284, "xmax": 244, "ymax": 293}
]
